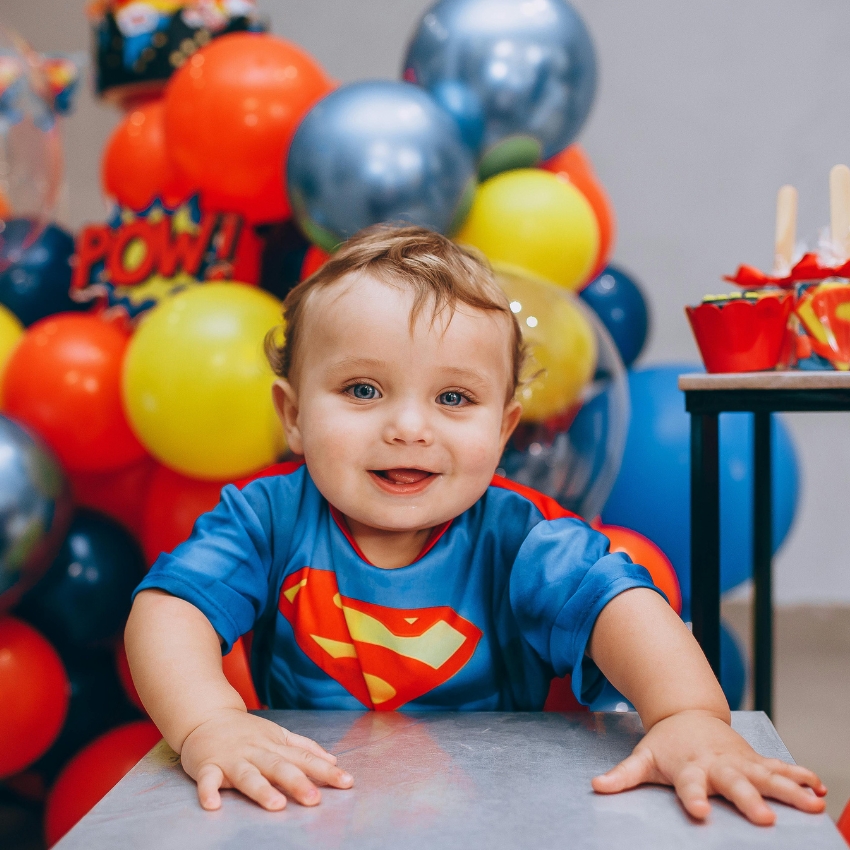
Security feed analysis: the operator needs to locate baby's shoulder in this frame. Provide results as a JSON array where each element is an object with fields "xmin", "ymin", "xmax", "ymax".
[
  {"xmin": 482, "ymin": 476, "xmax": 582, "ymax": 525},
  {"xmin": 230, "ymin": 462, "xmax": 314, "ymax": 531}
]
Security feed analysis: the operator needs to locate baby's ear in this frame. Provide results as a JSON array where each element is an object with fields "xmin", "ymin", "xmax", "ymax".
[
  {"xmin": 500, "ymin": 398, "xmax": 523, "ymax": 448},
  {"xmin": 272, "ymin": 379, "xmax": 303, "ymax": 455}
]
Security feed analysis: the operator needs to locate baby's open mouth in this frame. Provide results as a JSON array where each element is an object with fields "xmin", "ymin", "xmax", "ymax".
[{"xmin": 372, "ymin": 468, "xmax": 434, "ymax": 485}]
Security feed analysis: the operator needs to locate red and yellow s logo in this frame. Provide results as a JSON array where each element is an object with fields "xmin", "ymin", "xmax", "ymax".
[{"xmin": 278, "ymin": 568, "xmax": 482, "ymax": 711}]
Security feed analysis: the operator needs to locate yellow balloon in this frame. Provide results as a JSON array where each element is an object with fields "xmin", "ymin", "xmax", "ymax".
[
  {"xmin": 457, "ymin": 169, "xmax": 599, "ymax": 291},
  {"xmin": 496, "ymin": 268, "xmax": 597, "ymax": 422},
  {"xmin": 123, "ymin": 283, "xmax": 286, "ymax": 480},
  {"xmin": 0, "ymin": 305, "xmax": 23, "ymax": 406}
]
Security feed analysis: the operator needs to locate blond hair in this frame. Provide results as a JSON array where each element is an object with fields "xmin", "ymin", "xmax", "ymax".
[{"xmin": 265, "ymin": 225, "xmax": 524, "ymax": 398}]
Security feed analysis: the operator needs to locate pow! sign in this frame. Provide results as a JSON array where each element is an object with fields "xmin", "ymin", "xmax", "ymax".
[{"xmin": 72, "ymin": 202, "xmax": 260, "ymax": 318}]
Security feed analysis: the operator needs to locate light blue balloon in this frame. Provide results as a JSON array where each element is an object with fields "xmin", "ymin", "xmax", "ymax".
[
  {"xmin": 403, "ymin": 0, "xmax": 597, "ymax": 175},
  {"xmin": 287, "ymin": 81, "xmax": 476, "ymax": 251}
]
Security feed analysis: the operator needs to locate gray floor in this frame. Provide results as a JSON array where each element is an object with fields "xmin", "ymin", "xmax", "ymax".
[{"xmin": 723, "ymin": 599, "xmax": 850, "ymax": 821}]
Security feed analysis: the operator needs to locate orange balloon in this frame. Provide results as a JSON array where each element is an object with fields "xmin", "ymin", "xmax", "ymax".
[
  {"xmin": 596, "ymin": 524, "xmax": 682, "ymax": 615},
  {"xmin": 543, "ymin": 145, "xmax": 616, "ymax": 281},
  {"xmin": 164, "ymin": 33, "xmax": 333, "ymax": 223},
  {"xmin": 2, "ymin": 313, "xmax": 146, "ymax": 472},
  {"xmin": 0, "ymin": 185, "xmax": 11, "ymax": 219},
  {"xmin": 45, "ymin": 721, "xmax": 162, "ymax": 846},
  {"xmin": 300, "ymin": 244, "xmax": 330, "ymax": 280},
  {"xmin": 0, "ymin": 617, "xmax": 69, "ymax": 778},
  {"xmin": 102, "ymin": 100, "xmax": 195, "ymax": 211}
]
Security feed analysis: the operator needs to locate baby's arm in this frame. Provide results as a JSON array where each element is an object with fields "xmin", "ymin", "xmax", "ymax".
[
  {"xmin": 587, "ymin": 588, "xmax": 826, "ymax": 824},
  {"xmin": 125, "ymin": 589, "xmax": 353, "ymax": 811}
]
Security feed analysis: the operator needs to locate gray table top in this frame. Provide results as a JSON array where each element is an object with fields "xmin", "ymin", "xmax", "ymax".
[{"xmin": 55, "ymin": 711, "xmax": 844, "ymax": 850}]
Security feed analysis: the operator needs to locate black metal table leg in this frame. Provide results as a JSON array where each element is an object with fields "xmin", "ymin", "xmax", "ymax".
[
  {"xmin": 753, "ymin": 412, "xmax": 773, "ymax": 717},
  {"xmin": 691, "ymin": 412, "xmax": 721, "ymax": 678}
]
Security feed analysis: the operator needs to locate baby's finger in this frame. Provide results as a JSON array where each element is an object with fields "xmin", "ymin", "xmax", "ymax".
[
  {"xmin": 592, "ymin": 749, "xmax": 655, "ymax": 793},
  {"xmin": 749, "ymin": 769, "xmax": 827, "ymax": 813},
  {"xmin": 280, "ymin": 746, "xmax": 354, "ymax": 790},
  {"xmin": 673, "ymin": 765, "xmax": 712, "ymax": 820},
  {"xmin": 760, "ymin": 760, "xmax": 827, "ymax": 796},
  {"xmin": 711, "ymin": 766, "xmax": 775, "ymax": 826},
  {"xmin": 196, "ymin": 763, "xmax": 226, "ymax": 811},
  {"xmin": 279, "ymin": 729, "xmax": 338, "ymax": 764},
  {"xmin": 256, "ymin": 754, "xmax": 322, "ymax": 807},
  {"xmin": 228, "ymin": 763, "xmax": 288, "ymax": 811}
]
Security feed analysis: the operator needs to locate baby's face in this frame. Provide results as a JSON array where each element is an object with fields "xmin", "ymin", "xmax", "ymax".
[{"xmin": 274, "ymin": 272, "xmax": 521, "ymax": 537}]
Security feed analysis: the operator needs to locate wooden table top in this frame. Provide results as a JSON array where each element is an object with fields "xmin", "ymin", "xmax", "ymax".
[{"xmin": 679, "ymin": 371, "xmax": 850, "ymax": 391}]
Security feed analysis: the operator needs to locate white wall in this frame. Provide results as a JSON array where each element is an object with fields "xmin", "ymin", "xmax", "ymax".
[{"xmin": 5, "ymin": 0, "xmax": 849, "ymax": 603}]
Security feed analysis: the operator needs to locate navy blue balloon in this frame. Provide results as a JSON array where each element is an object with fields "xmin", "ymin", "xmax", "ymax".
[
  {"xmin": 404, "ymin": 0, "xmax": 597, "ymax": 174},
  {"xmin": 17, "ymin": 509, "xmax": 146, "ymax": 650},
  {"xmin": 0, "ymin": 219, "xmax": 86, "ymax": 327},
  {"xmin": 601, "ymin": 365, "xmax": 799, "ymax": 609},
  {"xmin": 287, "ymin": 81, "xmax": 476, "ymax": 251},
  {"xmin": 33, "ymin": 651, "xmax": 140, "ymax": 780},
  {"xmin": 580, "ymin": 266, "xmax": 649, "ymax": 368}
]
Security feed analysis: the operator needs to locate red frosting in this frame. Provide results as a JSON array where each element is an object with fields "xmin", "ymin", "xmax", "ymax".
[{"xmin": 725, "ymin": 252, "xmax": 850, "ymax": 289}]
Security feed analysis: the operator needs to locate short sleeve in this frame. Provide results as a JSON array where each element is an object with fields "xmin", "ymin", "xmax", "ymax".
[
  {"xmin": 134, "ymin": 483, "xmax": 275, "ymax": 653},
  {"xmin": 509, "ymin": 517, "xmax": 663, "ymax": 705}
]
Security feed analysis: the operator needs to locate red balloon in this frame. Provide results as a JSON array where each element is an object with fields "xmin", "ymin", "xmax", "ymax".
[
  {"xmin": 300, "ymin": 244, "xmax": 330, "ymax": 280},
  {"xmin": 222, "ymin": 636, "xmax": 262, "ymax": 710},
  {"xmin": 115, "ymin": 639, "xmax": 146, "ymax": 715},
  {"xmin": 70, "ymin": 455, "xmax": 157, "ymax": 538},
  {"xmin": 0, "ymin": 617, "xmax": 70, "ymax": 778},
  {"xmin": 102, "ymin": 100, "xmax": 196, "ymax": 211},
  {"xmin": 141, "ymin": 465, "xmax": 227, "ymax": 566},
  {"xmin": 45, "ymin": 721, "xmax": 162, "ymax": 846},
  {"xmin": 2, "ymin": 313, "xmax": 147, "ymax": 473},
  {"xmin": 542, "ymin": 145, "xmax": 617, "ymax": 281},
  {"xmin": 164, "ymin": 33, "xmax": 333, "ymax": 223},
  {"xmin": 142, "ymin": 461, "xmax": 302, "ymax": 566},
  {"xmin": 595, "ymin": 524, "xmax": 682, "ymax": 615}
]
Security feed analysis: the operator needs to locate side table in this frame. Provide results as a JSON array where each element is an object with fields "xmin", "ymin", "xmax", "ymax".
[{"xmin": 680, "ymin": 371, "xmax": 850, "ymax": 717}]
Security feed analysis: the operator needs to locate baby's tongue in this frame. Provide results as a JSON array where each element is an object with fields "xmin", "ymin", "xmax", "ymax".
[{"xmin": 383, "ymin": 468, "xmax": 430, "ymax": 484}]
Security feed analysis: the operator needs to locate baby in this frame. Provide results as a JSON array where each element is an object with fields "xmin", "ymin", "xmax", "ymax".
[{"xmin": 126, "ymin": 225, "xmax": 826, "ymax": 825}]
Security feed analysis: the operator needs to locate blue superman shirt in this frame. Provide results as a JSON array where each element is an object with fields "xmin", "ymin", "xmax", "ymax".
[{"xmin": 135, "ymin": 465, "xmax": 659, "ymax": 711}]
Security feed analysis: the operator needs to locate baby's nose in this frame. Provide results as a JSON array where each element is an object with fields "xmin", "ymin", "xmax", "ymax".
[{"xmin": 383, "ymin": 401, "xmax": 434, "ymax": 444}]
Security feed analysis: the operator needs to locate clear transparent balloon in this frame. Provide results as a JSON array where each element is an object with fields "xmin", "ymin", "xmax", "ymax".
[
  {"xmin": 497, "ymin": 272, "xmax": 629, "ymax": 520},
  {"xmin": 0, "ymin": 25, "xmax": 63, "ymax": 268}
]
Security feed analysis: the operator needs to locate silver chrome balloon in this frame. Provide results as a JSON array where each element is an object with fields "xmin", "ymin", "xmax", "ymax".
[
  {"xmin": 0, "ymin": 414, "xmax": 72, "ymax": 611},
  {"xmin": 403, "ymin": 0, "xmax": 597, "ymax": 174},
  {"xmin": 287, "ymin": 80, "xmax": 476, "ymax": 251}
]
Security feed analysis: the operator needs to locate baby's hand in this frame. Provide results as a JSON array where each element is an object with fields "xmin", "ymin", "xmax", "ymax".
[
  {"xmin": 591, "ymin": 710, "xmax": 826, "ymax": 825},
  {"xmin": 180, "ymin": 708, "xmax": 354, "ymax": 811}
]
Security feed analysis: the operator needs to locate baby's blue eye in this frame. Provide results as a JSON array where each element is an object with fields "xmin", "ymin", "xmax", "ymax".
[
  {"xmin": 438, "ymin": 391, "xmax": 466, "ymax": 407},
  {"xmin": 349, "ymin": 383, "xmax": 379, "ymax": 400}
]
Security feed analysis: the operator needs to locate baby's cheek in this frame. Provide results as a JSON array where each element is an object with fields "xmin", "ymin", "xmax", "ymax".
[{"xmin": 461, "ymin": 440, "xmax": 500, "ymax": 474}]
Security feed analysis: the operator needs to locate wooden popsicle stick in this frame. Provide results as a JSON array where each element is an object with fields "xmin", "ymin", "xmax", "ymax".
[
  {"xmin": 773, "ymin": 184, "xmax": 797, "ymax": 275},
  {"xmin": 830, "ymin": 164, "xmax": 850, "ymax": 263}
]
